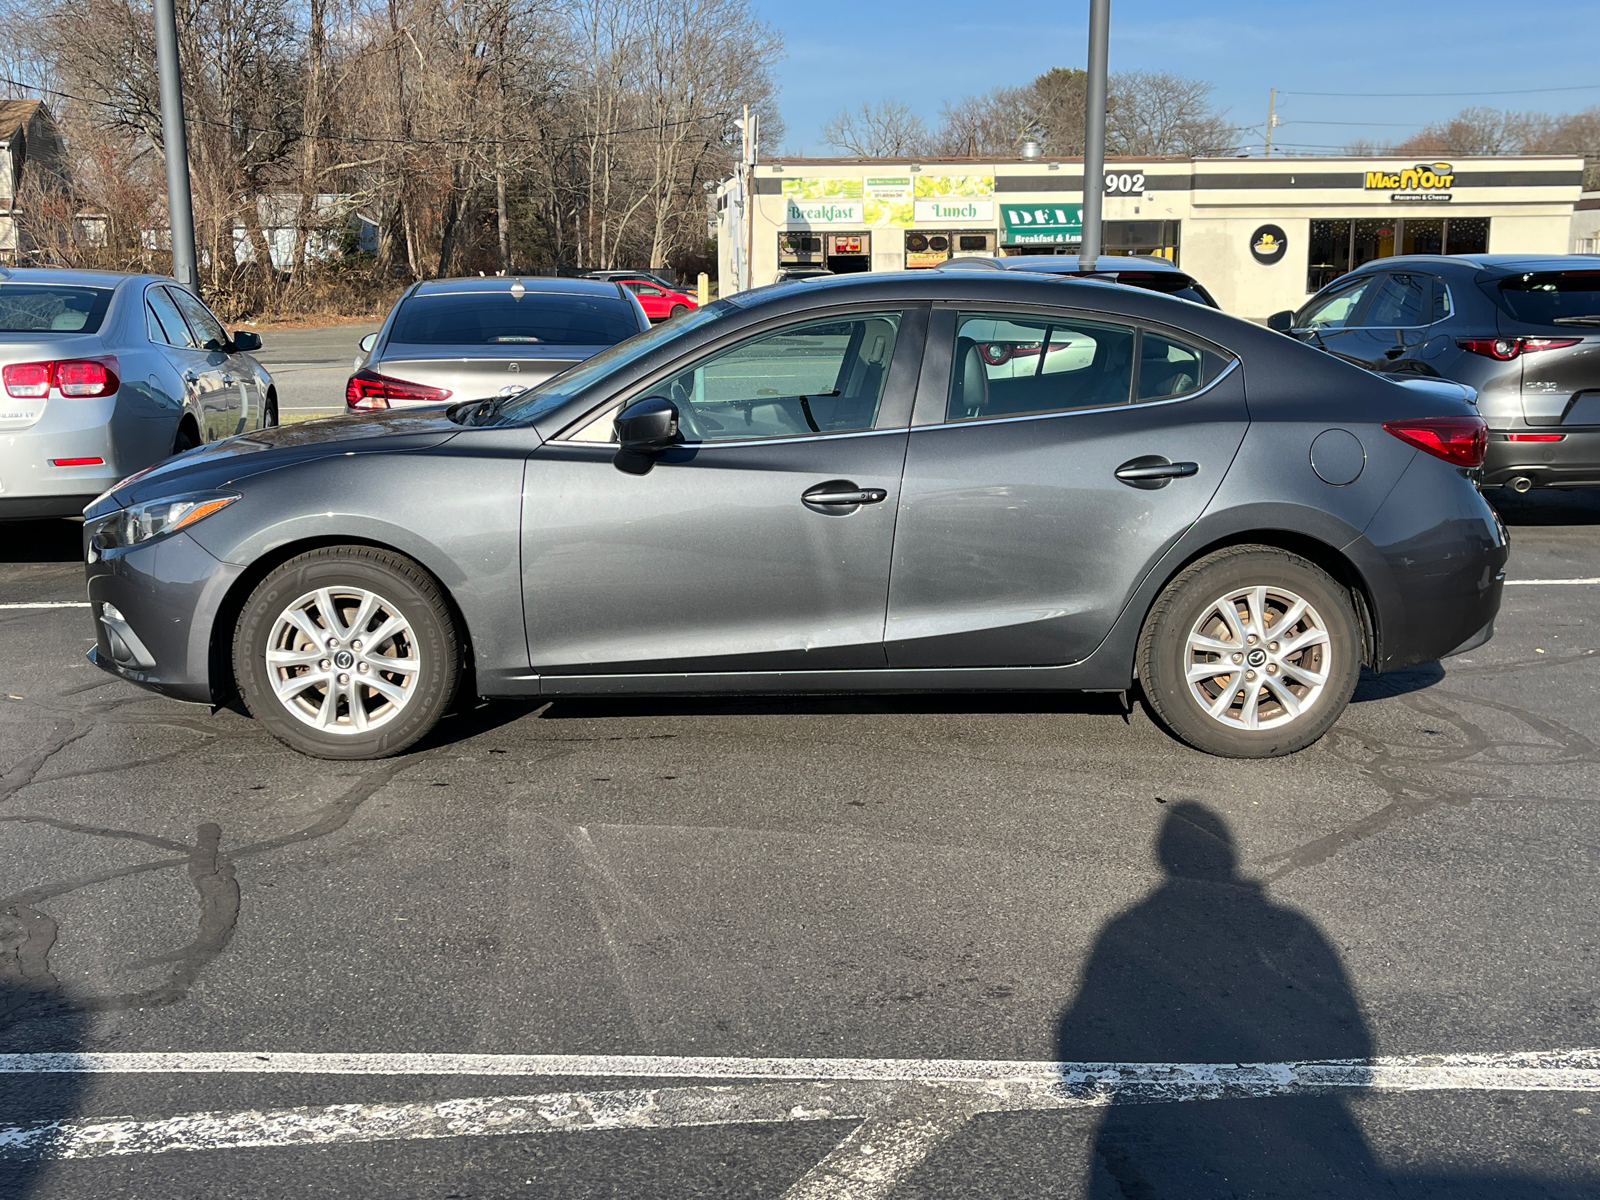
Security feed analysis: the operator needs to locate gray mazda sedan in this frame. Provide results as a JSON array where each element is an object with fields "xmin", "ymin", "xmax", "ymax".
[
  {"xmin": 83, "ymin": 271, "xmax": 1506, "ymax": 760},
  {"xmin": 1, "ymin": 268, "xmax": 273, "ymax": 519}
]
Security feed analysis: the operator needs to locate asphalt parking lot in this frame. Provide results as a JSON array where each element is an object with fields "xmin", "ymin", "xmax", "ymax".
[
  {"xmin": 250, "ymin": 323, "xmax": 381, "ymax": 420},
  {"xmin": 4, "ymin": 488, "xmax": 1600, "ymax": 1198}
]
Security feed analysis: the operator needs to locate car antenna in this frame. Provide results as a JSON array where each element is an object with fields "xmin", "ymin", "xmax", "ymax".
[{"xmin": 510, "ymin": 278, "xmax": 526, "ymax": 299}]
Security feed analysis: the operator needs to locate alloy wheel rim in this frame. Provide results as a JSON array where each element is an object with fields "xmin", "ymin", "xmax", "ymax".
[
  {"xmin": 1184, "ymin": 585, "xmax": 1331, "ymax": 731},
  {"xmin": 265, "ymin": 587, "xmax": 420, "ymax": 735}
]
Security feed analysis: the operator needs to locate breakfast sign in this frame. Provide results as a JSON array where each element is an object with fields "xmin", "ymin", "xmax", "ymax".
[{"xmin": 783, "ymin": 176, "xmax": 994, "ymax": 227}]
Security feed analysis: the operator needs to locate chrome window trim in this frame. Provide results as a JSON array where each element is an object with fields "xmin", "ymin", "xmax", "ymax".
[{"xmin": 918, "ymin": 356, "xmax": 1240, "ymax": 432}]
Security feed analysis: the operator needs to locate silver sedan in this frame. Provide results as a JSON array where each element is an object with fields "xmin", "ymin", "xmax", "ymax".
[{"xmin": 0, "ymin": 267, "xmax": 276, "ymax": 519}]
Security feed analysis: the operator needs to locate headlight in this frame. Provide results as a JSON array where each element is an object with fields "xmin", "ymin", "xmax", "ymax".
[{"xmin": 89, "ymin": 492, "xmax": 240, "ymax": 550}]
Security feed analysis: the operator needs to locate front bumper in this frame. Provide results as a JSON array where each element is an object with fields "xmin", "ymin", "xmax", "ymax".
[
  {"xmin": 1481, "ymin": 429, "xmax": 1600, "ymax": 488},
  {"xmin": 85, "ymin": 525, "xmax": 243, "ymax": 703}
]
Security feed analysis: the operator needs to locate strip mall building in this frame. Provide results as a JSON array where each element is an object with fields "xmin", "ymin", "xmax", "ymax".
[{"xmin": 714, "ymin": 155, "xmax": 1588, "ymax": 318}]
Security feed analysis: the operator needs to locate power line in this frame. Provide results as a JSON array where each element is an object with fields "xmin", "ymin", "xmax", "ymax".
[
  {"xmin": 0, "ymin": 75, "xmax": 733, "ymax": 149},
  {"xmin": 1280, "ymin": 83, "xmax": 1600, "ymax": 99}
]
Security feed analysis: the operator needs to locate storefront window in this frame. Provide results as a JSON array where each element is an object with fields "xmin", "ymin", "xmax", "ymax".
[
  {"xmin": 1307, "ymin": 217, "xmax": 1492, "ymax": 292},
  {"xmin": 1103, "ymin": 220, "xmax": 1181, "ymax": 265}
]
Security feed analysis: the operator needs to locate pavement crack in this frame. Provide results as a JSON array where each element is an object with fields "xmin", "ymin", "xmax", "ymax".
[{"xmin": 0, "ymin": 718, "xmax": 87, "ymax": 806}]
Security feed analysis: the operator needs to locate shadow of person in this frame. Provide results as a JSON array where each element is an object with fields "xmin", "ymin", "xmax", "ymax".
[
  {"xmin": 1056, "ymin": 802, "xmax": 1391, "ymax": 1198},
  {"xmin": 0, "ymin": 976, "xmax": 88, "ymax": 1199}
]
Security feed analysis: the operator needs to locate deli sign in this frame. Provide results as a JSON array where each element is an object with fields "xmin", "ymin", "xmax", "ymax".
[{"xmin": 1365, "ymin": 161, "xmax": 1456, "ymax": 203}]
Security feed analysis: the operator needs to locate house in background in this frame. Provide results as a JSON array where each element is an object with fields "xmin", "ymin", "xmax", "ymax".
[{"xmin": 0, "ymin": 99, "xmax": 69, "ymax": 261}]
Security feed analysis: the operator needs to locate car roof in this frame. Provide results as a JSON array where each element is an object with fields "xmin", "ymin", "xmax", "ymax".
[
  {"xmin": 0, "ymin": 266, "xmax": 146, "ymax": 288},
  {"xmin": 410, "ymin": 276, "xmax": 625, "ymax": 298},
  {"xmin": 1346, "ymin": 253, "xmax": 1600, "ymax": 276},
  {"xmin": 944, "ymin": 254, "xmax": 1190, "ymax": 275}
]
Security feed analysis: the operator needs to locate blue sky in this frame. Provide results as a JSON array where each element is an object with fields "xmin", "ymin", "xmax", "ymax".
[{"xmin": 757, "ymin": 0, "xmax": 1600, "ymax": 157}]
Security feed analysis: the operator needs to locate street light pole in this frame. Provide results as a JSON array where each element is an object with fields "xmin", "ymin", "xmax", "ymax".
[
  {"xmin": 1079, "ymin": 0, "xmax": 1110, "ymax": 268},
  {"xmin": 153, "ymin": 0, "xmax": 198, "ymax": 290}
]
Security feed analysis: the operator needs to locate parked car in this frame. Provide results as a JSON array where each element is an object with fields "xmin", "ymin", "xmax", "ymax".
[
  {"xmin": 345, "ymin": 277, "xmax": 648, "ymax": 410},
  {"xmin": 1269, "ymin": 254, "xmax": 1600, "ymax": 492},
  {"xmin": 613, "ymin": 277, "xmax": 699, "ymax": 321},
  {"xmin": 776, "ymin": 266, "xmax": 834, "ymax": 283},
  {"xmin": 0, "ymin": 267, "xmax": 273, "ymax": 520},
  {"xmin": 585, "ymin": 269, "xmax": 679, "ymax": 291},
  {"xmin": 939, "ymin": 254, "xmax": 1219, "ymax": 308},
  {"xmin": 85, "ymin": 271, "xmax": 1504, "ymax": 762}
]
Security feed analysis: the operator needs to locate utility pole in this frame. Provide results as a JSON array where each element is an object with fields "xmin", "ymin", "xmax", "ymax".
[
  {"xmin": 153, "ymin": 0, "xmax": 198, "ymax": 290},
  {"xmin": 1079, "ymin": 0, "xmax": 1110, "ymax": 267},
  {"xmin": 1264, "ymin": 88, "xmax": 1277, "ymax": 158},
  {"xmin": 744, "ymin": 108, "xmax": 758, "ymax": 292}
]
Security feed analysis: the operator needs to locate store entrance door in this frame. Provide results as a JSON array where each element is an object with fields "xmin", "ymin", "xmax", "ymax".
[{"xmin": 826, "ymin": 232, "xmax": 872, "ymax": 274}]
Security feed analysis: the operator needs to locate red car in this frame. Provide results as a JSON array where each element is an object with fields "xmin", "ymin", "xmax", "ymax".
[{"xmin": 615, "ymin": 277, "xmax": 698, "ymax": 321}]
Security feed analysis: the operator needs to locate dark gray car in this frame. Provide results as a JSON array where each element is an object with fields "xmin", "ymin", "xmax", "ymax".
[
  {"xmin": 1269, "ymin": 254, "xmax": 1600, "ymax": 492},
  {"xmin": 939, "ymin": 253, "xmax": 1220, "ymax": 307},
  {"xmin": 83, "ymin": 271, "xmax": 1506, "ymax": 761},
  {"xmin": 346, "ymin": 276, "xmax": 648, "ymax": 410}
]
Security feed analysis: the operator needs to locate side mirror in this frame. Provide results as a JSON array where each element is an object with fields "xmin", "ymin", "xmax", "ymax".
[
  {"xmin": 359, "ymin": 332, "xmax": 378, "ymax": 354},
  {"xmin": 1266, "ymin": 310, "xmax": 1295, "ymax": 333},
  {"xmin": 612, "ymin": 396, "xmax": 679, "ymax": 475},
  {"xmin": 230, "ymin": 330, "xmax": 262, "ymax": 352}
]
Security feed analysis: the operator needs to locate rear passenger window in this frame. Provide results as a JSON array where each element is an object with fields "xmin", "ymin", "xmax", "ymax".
[
  {"xmin": 947, "ymin": 313, "xmax": 1134, "ymax": 422},
  {"xmin": 1137, "ymin": 334, "xmax": 1205, "ymax": 402}
]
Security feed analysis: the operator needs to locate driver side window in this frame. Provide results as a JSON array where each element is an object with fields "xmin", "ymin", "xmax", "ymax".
[
  {"xmin": 656, "ymin": 313, "xmax": 901, "ymax": 443},
  {"xmin": 1297, "ymin": 278, "xmax": 1373, "ymax": 330}
]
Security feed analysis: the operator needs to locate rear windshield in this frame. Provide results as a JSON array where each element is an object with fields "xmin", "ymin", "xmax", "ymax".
[
  {"xmin": 0, "ymin": 283, "xmax": 114, "ymax": 333},
  {"xmin": 1494, "ymin": 271, "xmax": 1600, "ymax": 325},
  {"xmin": 389, "ymin": 291, "xmax": 640, "ymax": 346}
]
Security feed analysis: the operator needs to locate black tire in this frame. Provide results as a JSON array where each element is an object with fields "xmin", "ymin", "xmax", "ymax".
[
  {"xmin": 233, "ymin": 547, "xmax": 459, "ymax": 759},
  {"xmin": 1136, "ymin": 545, "xmax": 1361, "ymax": 758},
  {"xmin": 263, "ymin": 391, "xmax": 279, "ymax": 428},
  {"xmin": 669, "ymin": 304, "xmax": 687, "ymax": 318},
  {"xmin": 173, "ymin": 421, "xmax": 200, "ymax": 455}
]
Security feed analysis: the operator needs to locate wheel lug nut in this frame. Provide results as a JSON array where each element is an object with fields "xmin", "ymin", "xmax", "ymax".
[
  {"xmin": 352, "ymin": 640, "xmax": 362, "ymax": 651},
  {"xmin": 1269, "ymin": 641, "xmax": 1279, "ymax": 652},
  {"xmin": 1231, "ymin": 652, "xmax": 1243, "ymax": 664},
  {"xmin": 358, "ymin": 663, "xmax": 369, "ymax": 674},
  {"xmin": 1267, "ymin": 664, "xmax": 1279, "ymax": 675},
  {"xmin": 338, "ymin": 673, "xmax": 350, "ymax": 685},
  {"xmin": 1245, "ymin": 669, "xmax": 1257, "ymax": 681},
  {"xmin": 1246, "ymin": 634, "xmax": 1259, "ymax": 645},
  {"xmin": 320, "ymin": 659, "xmax": 331, "ymax": 670}
]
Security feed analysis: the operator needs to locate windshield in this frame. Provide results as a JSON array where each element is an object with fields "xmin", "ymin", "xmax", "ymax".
[
  {"xmin": 389, "ymin": 291, "xmax": 640, "ymax": 346},
  {"xmin": 1495, "ymin": 270, "xmax": 1600, "ymax": 324},
  {"xmin": 0, "ymin": 283, "xmax": 114, "ymax": 333},
  {"xmin": 488, "ymin": 299, "xmax": 736, "ymax": 425}
]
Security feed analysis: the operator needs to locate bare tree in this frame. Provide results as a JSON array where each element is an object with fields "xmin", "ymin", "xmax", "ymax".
[
  {"xmin": 821, "ymin": 101, "xmax": 928, "ymax": 157},
  {"xmin": 1107, "ymin": 71, "xmax": 1240, "ymax": 157}
]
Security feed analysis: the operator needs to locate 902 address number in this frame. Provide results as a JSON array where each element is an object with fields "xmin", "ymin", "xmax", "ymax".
[{"xmin": 1104, "ymin": 173, "xmax": 1146, "ymax": 194}]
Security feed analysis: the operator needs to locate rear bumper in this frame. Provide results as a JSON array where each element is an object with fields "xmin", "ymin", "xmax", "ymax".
[
  {"xmin": 0, "ymin": 394, "xmax": 154, "ymax": 512},
  {"xmin": 0, "ymin": 493, "xmax": 100, "ymax": 519},
  {"xmin": 1481, "ymin": 429, "xmax": 1600, "ymax": 488}
]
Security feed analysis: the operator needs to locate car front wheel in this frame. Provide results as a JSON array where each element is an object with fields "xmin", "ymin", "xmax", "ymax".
[
  {"xmin": 233, "ymin": 547, "xmax": 459, "ymax": 759},
  {"xmin": 1136, "ymin": 546, "xmax": 1361, "ymax": 758}
]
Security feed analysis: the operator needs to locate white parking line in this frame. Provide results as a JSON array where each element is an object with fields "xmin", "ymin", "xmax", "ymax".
[
  {"xmin": 1505, "ymin": 578, "xmax": 1600, "ymax": 586},
  {"xmin": 3, "ymin": 1049, "xmax": 1598, "ymax": 1197},
  {"xmin": 0, "ymin": 601, "xmax": 90, "ymax": 610}
]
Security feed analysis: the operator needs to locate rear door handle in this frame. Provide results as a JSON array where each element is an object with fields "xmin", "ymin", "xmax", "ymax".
[
  {"xmin": 802, "ymin": 480, "xmax": 888, "ymax": 510},
  {"xmin": 1115, "ymin": 457, "xmax": 1199, "ymax": 490}
]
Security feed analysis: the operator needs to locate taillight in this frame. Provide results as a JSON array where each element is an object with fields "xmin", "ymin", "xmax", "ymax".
[
  {"xmin": 1504, "ymin": 433, "xmax": 1566, "ymax": 442},
  {"xmin": 1457, "ymin": 336, "xmax": 1580, "ymax": 360},
  {"xmin": 1383, "ymin": 415, "xmax": 1489, "ymax": 468},
  {"xmin": 2, "ymin": 357, "xmax": 120, "ymax": 399},
  {"xmin": 345, "ymin": 368, "xmax": 453, "ymax": 410}
]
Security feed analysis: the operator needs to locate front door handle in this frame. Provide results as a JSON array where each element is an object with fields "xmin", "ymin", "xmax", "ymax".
[
  {"xmin": 1115, "ymin": 457, "xmax": 1199, "ymax": 490},
  {"xmin": 1384, "ymin": 346, "xmax": 1405, "ymax": 359},
  {"xmin": 802, "ymin": 480, "xmax": 889, "ymax": 511}
]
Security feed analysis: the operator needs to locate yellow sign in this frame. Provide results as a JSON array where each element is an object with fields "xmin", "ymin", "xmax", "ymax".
[{"xmin": 1365, "ymin": 162, "xmax": 1456, "ymax": 199}]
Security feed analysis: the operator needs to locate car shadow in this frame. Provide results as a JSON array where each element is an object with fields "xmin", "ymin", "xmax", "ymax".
[
  {"xmin": 1052, "ymin": 803, "xmax": 1595, "ymax": 1198},
  {"xmin": 535, "ymin": 690, "xmax": 1129, "ymax": 721},
  {"xmin": 1350, "ymin": 660, "xmax": 1446, "ymax": 703},
  {"xmin": 1484, "ymin": 486, "xmax": 1600, "ymax": 526},
  {"xmin": 0, "ymin": 520, "xmax": 82, "ymax": 565},
  {"xmin": 0, "ymin": 979, "xmax": 88, "ymax": 1197}
]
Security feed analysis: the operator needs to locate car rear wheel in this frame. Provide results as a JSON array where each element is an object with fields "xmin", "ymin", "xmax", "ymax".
[
  {"xmin": 1136, "ymin": 546, "xmax": 1361, "ymax": 758},
  {"xmin": 263, "ymin": 391, "xmax": 279, "ymax": 428},
  {"xmin": 233, "ymin": 547, "xmax": 459, "ymax": 759},
  {"xmin": 173, "ymin": 421, "xmax": 199, "ymax": 455}
]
